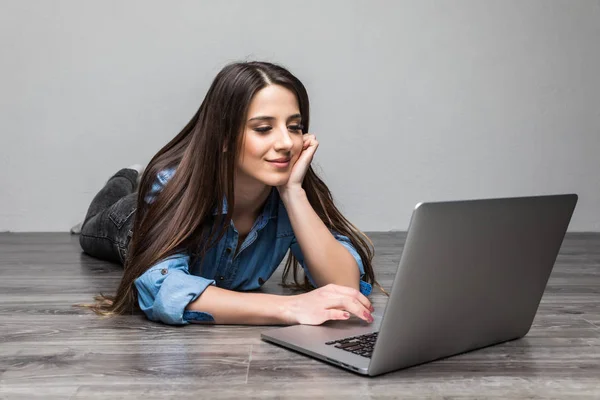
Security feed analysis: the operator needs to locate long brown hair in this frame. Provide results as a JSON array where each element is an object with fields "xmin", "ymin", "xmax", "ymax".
[{"xmin": 91, "ymin": 61, "xmax": 384, "ymax": 315}]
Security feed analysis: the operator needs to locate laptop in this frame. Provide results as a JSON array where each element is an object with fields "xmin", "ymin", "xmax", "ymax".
[{"xmin": 261, "ymin": 193, "xmax": 578, "ymax": 376}]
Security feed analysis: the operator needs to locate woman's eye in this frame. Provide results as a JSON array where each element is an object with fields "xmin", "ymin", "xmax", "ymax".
[
  {"xmin": 254, "ymin": 124, "xmax": 304, "ymax": 133},
  {"xmin": 254, "ymin": 126, "xmax": 272, "ymax": 133}
]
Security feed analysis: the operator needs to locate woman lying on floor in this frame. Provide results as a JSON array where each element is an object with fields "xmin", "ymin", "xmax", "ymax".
[{"xmin": 78, "ymin": 61, "xmax": 382, "ymax": 326}]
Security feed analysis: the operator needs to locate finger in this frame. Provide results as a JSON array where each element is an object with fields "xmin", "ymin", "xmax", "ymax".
[
  {"xmin": 303, "ymin": 137, "xmax": 318, "ymax": 153},
  {"xmin": 327, "ymin": 284, "xmax": 373, "ymax": 312},
  {"xmin": 299, "ymin": 141, "xmax": 317, "ymax": 161},
  {"xmin": 342, "ymin": 297, "xmax": 373, "ymax": 323},
  {"xmin": 324, "ymin": 309, "xmax": 351, "ymax": 321},
  {"xmin": 325, "ymin": 296, "xmax": 372, "ymax": 323}
]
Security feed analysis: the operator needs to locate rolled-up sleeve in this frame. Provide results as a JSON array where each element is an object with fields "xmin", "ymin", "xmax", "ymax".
[
  {"xmin": 290, "ymin": 231, "xmax": 372, "ymax": 296},
  {"xmin": 134, "ymin": 254, "xmax": 216, "ymax": 325}
]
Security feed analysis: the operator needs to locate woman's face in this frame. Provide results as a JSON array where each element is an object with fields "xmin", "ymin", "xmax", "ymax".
[{"xmin": 236, "ymin": 84, "xmax": 305, "ymax": 188}]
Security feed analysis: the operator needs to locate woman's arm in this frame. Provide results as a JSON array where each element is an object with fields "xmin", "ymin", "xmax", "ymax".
[
  {"xmin": 280, "ymin": 187, "xmax": 360, "ymax": 291},
  {"xmin": 186, "ymin": 285, "xmax": 286, "ymax": 325},
  {"xmin": 136, "ymin": 251, "xmax": 373, "ymax": 326},
  {"xmin": 277, "ymin": 133, "xmax": 363, "ymax": 291},
  {"xmin": 186, "ymin": 283, "xmax": 374, "ymax": 325}
]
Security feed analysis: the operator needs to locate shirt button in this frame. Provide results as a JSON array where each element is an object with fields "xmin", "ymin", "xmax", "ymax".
[
  {"xmin": 160, "ymin": 268, "xmax": 168, "ymax": 275},
  {"xmin": 219, "ymin": 276, "xmax": 225, "ymax": 281},
  {"xmin": 225, "ymin": 248, "xmax": 232, "ymax": 254}
]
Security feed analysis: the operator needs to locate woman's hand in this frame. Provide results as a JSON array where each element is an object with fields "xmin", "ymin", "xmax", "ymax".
[
  {"xmin": 280, "ymin": 283, "xmax": 375, "ymax": 325},
  {"xmin": 277, "ymin": 133, "xmax": 318, "ymax": 197}
]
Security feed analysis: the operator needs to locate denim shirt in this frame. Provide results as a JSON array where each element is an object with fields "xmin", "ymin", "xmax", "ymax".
[{"xmin": 134, "ymin": 168, "xmax": 372, "ymax": 325}]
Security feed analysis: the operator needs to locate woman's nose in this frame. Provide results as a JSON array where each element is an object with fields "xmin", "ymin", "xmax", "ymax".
[{"xmin": 274, "ymin": 127, "xmax": 293, "ymax": 150}]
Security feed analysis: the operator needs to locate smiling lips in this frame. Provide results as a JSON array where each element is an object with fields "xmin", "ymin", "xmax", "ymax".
[
  {"xmin": 267, "ymin": 157, "xmax": 291, "ymax": 168},
  {"xmin": 268, "ymin": 157, "xmax": 291, "ymax": 163}
]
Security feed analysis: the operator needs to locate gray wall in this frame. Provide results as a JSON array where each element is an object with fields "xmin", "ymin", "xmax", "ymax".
[{"xmin": 1, "ymin": 0, "xmax": 599, "ymax": 232}]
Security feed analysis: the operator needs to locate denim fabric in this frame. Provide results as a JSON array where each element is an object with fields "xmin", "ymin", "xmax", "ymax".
[
  {"xmin": 80, "ymin": 167, "xmax": 372, "ymax": 326},
  {"xmin": 79, "ymin": 169, "xmax": 138, "ymax": 264},
  {"xmin": 135, "ymin": 167, "xmax": 372, "ymax": 325}
]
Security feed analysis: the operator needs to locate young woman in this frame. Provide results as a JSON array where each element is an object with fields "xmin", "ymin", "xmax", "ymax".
[{"xmin": 80, "ymin": 61, "xmax": 381, "ymax": 326}]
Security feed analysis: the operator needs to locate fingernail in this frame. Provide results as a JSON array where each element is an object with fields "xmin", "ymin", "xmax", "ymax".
[
  {"xmin": 363, "ymin": 311, "xmax": 372, "ymax": 320},
  {"xmin": 343, "ymin": 312, "xmax": 350, "ymax": 318},
  {"xmin": 370, "ymin": 305, "xmax": 374, "ymax": 312}
]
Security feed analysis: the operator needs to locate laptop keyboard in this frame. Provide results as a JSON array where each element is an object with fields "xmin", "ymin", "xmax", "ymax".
[{"xmin": 325, "ymin": 332, "xmax": 378, "ymax": 358}]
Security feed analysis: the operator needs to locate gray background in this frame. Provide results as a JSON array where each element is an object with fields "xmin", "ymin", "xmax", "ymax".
[{"xmin": 1, "ymin": 0, "xmax": 599, "ymax": 232}]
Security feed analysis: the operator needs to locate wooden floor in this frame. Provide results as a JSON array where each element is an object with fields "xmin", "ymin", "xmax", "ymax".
[{"xmin": 1, "ymin": 232, "xmax": 599, "ymax": 399}]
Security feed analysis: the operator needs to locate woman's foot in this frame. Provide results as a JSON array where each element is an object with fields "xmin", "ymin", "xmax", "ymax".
[{"xmin": 70, "ymin": 221, "xmax": 83, "ymax": 234}]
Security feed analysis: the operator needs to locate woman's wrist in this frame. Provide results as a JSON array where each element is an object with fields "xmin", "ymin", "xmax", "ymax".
[
  {"xmin": 277, "ymin": 186, "xmax": 306, "ymax": 205},
  {"xmin": 274, "ymin": 294, "xmax": 298, "ymax": 325}
]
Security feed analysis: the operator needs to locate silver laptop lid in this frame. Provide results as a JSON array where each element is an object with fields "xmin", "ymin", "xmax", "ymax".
[{"xmin": 368, "ymin": 194, "xmax": 577, "ymax": 376}]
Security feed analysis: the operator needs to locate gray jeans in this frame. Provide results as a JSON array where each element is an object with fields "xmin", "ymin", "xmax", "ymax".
[{"xmin": 79, "ymin": 168, "xmax": 138, "ymax": 265}]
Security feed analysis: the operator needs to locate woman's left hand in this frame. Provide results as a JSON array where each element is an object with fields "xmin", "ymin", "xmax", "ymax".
[{"xmin": 278, "ymin": 133, "xmax": 318, "ymax": 194}]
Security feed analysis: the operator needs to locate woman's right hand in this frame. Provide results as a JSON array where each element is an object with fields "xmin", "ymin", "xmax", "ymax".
[{"xmin": 280, "ymin": 283, "xmax": 374, "ymax": 325}]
